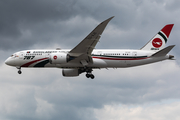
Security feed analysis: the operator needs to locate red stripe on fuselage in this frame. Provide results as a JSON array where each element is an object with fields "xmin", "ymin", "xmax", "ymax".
[
  {"xmin": 21, "ymin": 58, "xmax": 49, "ymax": 67},
  {"xmin": 92, "ymin": 56, "xmax": 149, "ymax": 60}
]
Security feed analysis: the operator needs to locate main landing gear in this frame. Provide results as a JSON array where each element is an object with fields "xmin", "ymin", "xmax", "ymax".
[
  {"xmin": 84, "ymin": 67, "xmax": 95, "ymax": 79},
  {"xmin": 79, "ymin": 67, "xmax": 95, "ymax": 79},
  {"xmin": 17, "ymin": 67, "xmax": 22, "ymax": 74},
  {"xmin": 86, "ymin": 73, "xmax": 95, "ymax": 79}
]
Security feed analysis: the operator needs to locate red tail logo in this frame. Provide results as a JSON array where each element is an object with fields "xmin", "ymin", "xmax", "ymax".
[{"xmin": 152, "ymin": 38, "xmax": 163, "ymax": 48}]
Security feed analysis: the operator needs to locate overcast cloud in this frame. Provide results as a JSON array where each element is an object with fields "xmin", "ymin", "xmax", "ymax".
[{"xmin": 1, "ymin": 0, "xmax": 180, "ymax": 120}]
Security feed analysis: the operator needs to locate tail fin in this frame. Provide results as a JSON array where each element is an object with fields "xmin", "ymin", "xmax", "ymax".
[{"xmin": 141, "ymin": 24, "xmax": 174, "ymax": 51}]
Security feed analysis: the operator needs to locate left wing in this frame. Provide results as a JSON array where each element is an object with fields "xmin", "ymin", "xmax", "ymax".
[{"xmin": 68, "ymin": 16, "xmax": 114, "ymax": 65}]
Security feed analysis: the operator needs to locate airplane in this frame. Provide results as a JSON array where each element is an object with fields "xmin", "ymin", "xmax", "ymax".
[{"xmin": 5, "ymin": 16, "xmax": 175, "ymax": 79}]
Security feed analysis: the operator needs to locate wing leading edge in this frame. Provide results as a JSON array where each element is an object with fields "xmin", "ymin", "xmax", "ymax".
[{"xmin": 68, "ymin": 16, "xmax": 114, "ymax": 65}]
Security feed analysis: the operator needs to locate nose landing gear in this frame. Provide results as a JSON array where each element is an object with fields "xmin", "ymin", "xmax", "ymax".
[
  {"xmin": 16, "ymin": 67, "xmax": 22, "ymax": 74},
  {"xmin": 18, "ymin": 70, "xmax": 22, "ymax": 74}
]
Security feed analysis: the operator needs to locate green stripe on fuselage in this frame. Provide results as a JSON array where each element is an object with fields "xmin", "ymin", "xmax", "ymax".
[
  {"xmin": 92, "ymin": 55, "xmax": 147, "ymax": 59},
  {"xmin": 34, "ymin": 59, "xmax": 49, "ymax": 67}
]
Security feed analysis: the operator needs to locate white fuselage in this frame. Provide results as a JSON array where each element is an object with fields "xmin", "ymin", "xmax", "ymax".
[{"xmin": 5, "ymin": 49, "xmax": 170, "ymax": 69}]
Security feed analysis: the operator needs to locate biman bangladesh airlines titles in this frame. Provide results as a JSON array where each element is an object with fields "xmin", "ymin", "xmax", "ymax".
[{"xmin": 5, "ymin": 17, "xmax": 175, "ymax": 79}]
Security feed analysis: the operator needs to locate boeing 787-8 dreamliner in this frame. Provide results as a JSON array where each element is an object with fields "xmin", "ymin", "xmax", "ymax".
[{"xmin": 5, "ymin": 17, "xmax": 175, "ymax": 79}]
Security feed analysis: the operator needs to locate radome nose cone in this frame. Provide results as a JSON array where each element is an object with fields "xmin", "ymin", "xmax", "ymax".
[
  {"xmin": 5, "ymin": 58, "xmax": 14, "ymax": 66},
  {"xmin": 5, "ymin": 58, "xmax": 10, "ymax": 65}
]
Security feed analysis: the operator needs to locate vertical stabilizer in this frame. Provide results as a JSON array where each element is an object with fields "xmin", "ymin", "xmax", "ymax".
[{"xmin": 141, "ymin": 24, "xmax": 174, "ymax": 51}]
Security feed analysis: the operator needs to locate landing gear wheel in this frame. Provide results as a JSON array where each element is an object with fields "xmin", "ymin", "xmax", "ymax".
[
  {"xmin": 86, "ymin": 74, "xmax": 90, "ymax": 78},
  {"xmin": 90, "ymin": 74, "xmax": 94, "ymax": 79},
  {"xmin": 17, "ymin": 67, "xmax": 22, "ymax": 74},
  {"xmin": 18, "ymin": 70, "xmax": 22, "ymax": 74},
  {"xmin": 86, "ymin": 73, "xmax": 95, "ymax": 79},
  {"xmin": 83, "ymin": 67, "xmax": 94, "ymax": 79}
]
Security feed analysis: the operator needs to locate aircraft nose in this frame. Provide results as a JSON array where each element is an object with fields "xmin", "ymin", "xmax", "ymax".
[{"xmin": 5, "ymin": 57, "xmax": 14, "ymax": 66}]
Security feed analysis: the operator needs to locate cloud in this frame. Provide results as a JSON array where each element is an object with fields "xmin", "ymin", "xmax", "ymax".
[
  {"xmin": 94, "ymin": 100, "xmax": 180, "ymax": 120},
  {"xmin": 1, "ymin": 60, "xmax": 180, "ymax": 119},
  {"xmin": 0, "ymin": 0, "xmax": 79, "ymax": 50}
]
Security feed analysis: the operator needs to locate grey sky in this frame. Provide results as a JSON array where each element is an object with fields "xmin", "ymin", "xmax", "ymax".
[{"xmin": 1, "ymin": 0, "xmax": 180, "ymax": 120}]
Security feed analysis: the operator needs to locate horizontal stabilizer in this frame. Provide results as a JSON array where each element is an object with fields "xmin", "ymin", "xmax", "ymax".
[{"xmin": 152, "ymin": 45, "xmax": 175, "ymax": 57}]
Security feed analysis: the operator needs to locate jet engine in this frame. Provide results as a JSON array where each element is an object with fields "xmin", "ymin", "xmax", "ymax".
[
  {"xmin": 62, "ymin": 69, "xmax": 80, "ymax": 77},
  {"xmin": 49, "ymin": 53, "xmax": 69, "ymax": 64}
]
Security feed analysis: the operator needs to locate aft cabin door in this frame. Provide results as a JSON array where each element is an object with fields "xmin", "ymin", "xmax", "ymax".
[{"xmin": 132, "ymin": 52, "xmax": 137, "ymax": 57}]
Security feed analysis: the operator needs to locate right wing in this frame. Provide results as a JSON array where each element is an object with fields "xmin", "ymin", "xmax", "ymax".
[{"xmin": 68, "ymin": 16, "xmax": 114, "ymax": 65}]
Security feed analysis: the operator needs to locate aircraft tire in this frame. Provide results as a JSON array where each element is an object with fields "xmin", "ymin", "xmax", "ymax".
[
  {"xmin": 18, "ymin": 70, "xmax": 22, "ymax": 74},
  {"xmin": 86, "ymin": 74, "xmax": 90, "ymax": 78},
  {"xmin": 90, "ymin": 74, "xmax": 95, "ymax": 79}
]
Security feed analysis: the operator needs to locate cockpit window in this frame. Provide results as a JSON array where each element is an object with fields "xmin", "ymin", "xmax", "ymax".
[{"xmin": 11, "ymin": 54, "xmax": 18, "ymax": 58}]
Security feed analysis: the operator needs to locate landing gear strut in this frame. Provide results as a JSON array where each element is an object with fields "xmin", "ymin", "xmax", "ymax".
[{"xmin": 17, "ymin": 67, "xmax": 22, "ymax": 74}]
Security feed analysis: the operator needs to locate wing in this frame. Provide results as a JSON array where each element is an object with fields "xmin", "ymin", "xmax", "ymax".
[{"xmin": 68, "ymin": 16, "xmax": 114, "ymax": 65}]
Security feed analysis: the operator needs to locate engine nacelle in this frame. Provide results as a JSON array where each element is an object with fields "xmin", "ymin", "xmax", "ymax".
[
  {"xmin": 49, "ymin": 53, "xmax": 68, "ymax": 64},
  {"xmin": 62, "ymin": 69, "xmax": 80, "ymax": 77}
]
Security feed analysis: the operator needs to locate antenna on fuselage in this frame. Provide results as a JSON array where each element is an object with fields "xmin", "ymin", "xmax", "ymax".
[{"xmin": 56, "ymin": 48, "xmax": 61, "ymax": 50}]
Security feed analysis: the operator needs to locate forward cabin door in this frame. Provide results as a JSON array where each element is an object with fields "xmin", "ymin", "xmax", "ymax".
[{"xmin": 19, "ymin": 52, "xmax": 24, "ymax": 59}]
